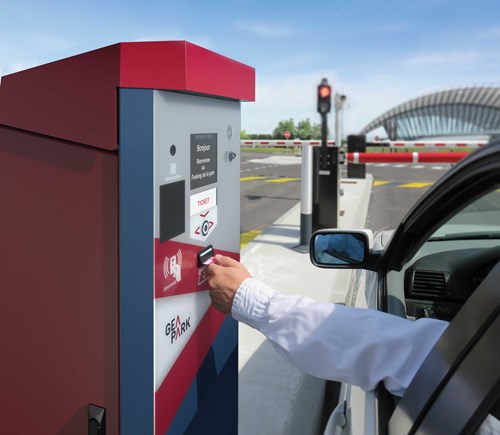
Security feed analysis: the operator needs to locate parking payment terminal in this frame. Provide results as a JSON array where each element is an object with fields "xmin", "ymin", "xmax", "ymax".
[
  {"xmin": 0, "ymin": 42, "xmax": 254, "ymax": 434},
  {"xmin": 126, "ymin": 89, "xmax": 244, "ymax": 434}
]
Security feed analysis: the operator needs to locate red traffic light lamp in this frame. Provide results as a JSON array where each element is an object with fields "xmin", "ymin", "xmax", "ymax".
[
  {"xmin": 317, "ymin": 78, "xmax": 331, "ymax": 115},
  {"xmin": 319, "ymin": 85, "xmax": 331, "ymax": 98}
]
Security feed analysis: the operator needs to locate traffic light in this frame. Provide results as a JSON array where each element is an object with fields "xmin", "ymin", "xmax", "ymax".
[{"xmin": 317, "ymin": 78, "xmax": 331, "ymax": 115}]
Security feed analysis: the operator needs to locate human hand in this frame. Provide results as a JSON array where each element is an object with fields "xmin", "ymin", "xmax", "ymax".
[{"xmin": 207, "ymin": 255, "xmax": 252, "ymax": 315}]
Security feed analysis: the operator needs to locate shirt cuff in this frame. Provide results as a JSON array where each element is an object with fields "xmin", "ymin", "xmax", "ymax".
[{"xmin": 231, "ymin": 277, "xmax": 276, "ymax": 330}]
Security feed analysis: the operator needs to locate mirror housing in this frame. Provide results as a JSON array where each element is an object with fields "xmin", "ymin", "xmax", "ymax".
[{"xmin": 309, "ymin": 229, "xmax": 378, "ymax": 269}]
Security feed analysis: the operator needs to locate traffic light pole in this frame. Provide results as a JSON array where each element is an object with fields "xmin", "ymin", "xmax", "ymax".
[
  {"xmin": 320, "ymin": 113, "xmax": 328, "ymax": 170},
  {"xmin": 297, "ymin": 77, "xmax": 341, "ymax": 239},
  {"xmin": 317, "ymin": 78, "xmax": 331, "ymax": 172}
]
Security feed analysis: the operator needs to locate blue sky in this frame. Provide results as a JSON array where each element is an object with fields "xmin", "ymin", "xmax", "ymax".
[{"xmin": 1, "ymin": 0, "xmax": 499, "ymax": 136}]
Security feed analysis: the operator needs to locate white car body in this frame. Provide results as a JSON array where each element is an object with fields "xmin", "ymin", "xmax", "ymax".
[{"xmin": 313, "ymin": 142, "xmax": 500, "ymax": 435}]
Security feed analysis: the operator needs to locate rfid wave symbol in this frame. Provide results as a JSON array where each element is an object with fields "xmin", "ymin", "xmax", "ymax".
[{"xmin": 163, "ymin": 249, "xmax": 182, "ymax": 283}]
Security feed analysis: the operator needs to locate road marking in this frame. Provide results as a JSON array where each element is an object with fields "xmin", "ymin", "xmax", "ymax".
[
  {"xmin": 240, "ymin": 230, "xmax": 262, "ymax": 248},
  {"xmin": 373, "ymin": 180, "xmax": 392, "ymax": 186},
  {"xmin": 240, "ymin": 176, "xmax": 268, "ymax": 181},
  {"xmin": 265, "ymin": 177, "xmax": 301, "ymax": 183},
  {"xmin": 398, "ymin": 182, "xmax": 434, "ymax": 188},
  {"xmin": 240, "ymin": 176, "xmax": 300, "ymax": 183},
  {"xmin": 431, "ymin": 166, "xmax": 445, "ymax": 170}
]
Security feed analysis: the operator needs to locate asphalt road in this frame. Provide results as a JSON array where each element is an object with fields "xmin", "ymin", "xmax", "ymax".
[
  {"xmin": 240, "ymin": 151, "xmax": 452, "ymax": 237},
  {"xmin": 364, "ymin": 163, "xmax": 451, "ymax": 232},
  {"xmin": 240, "ymin": 152, "xmax": 302, "ymax": 234}
]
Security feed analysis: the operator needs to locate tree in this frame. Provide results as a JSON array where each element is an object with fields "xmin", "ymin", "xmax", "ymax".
[
  {"xmin": 271, "ymin": 118, "xmax": 322, "ymax": 140},
  {"xmin": 272, "ymin": 118, "xmax": 297, "ymax": 139},
  {"xmin": 240, "ymin": 129, "xmax": 248, "ymax": 139},
  {"xmin": 297, "ymin": 118, "xmax": 321, "ymax": 140}
]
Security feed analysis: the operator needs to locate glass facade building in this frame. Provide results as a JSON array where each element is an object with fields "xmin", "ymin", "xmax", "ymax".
[{"xmin": 360, "ymin": 85, "xmax": 500, "ymax": 140}]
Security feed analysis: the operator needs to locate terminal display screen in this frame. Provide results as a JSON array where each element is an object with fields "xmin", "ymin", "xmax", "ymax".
[{"xmin": 190, "ymin": 133, "xmax": 217, "ymax": 189}]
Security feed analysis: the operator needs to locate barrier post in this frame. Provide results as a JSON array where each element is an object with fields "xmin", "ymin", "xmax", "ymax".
[{"xmin": 347, "ymin": 134, "xmax": 366, "ymax": 178}]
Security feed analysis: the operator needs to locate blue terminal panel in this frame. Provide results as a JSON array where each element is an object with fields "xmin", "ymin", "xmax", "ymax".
[
  {"xmin": 119, "ymin": 88, "xmax": 155, "ymax": 434},
  {"xmin": 119, "ymin": 88, "xmax": 241, "ymax": 434}
]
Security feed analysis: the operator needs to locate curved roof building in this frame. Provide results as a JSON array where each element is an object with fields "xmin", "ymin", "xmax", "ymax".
[{"xmin": 360, "ymin": 85, "xmax": 500, "ymax": 140}]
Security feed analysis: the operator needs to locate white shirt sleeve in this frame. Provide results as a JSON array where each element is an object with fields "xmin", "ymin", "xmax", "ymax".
[{"xmin": 232, "ymin": 277, "xmax": 449, "ymax": 396}]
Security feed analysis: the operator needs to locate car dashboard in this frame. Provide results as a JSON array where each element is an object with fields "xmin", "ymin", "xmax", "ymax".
[{"xmin": 386, "ymin": 239, "xmax": 500, "ymax": 321}]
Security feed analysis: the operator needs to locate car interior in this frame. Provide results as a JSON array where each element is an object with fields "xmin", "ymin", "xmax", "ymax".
[
  {"xmin": 388, "ymin": 235, "xmax": 500, "ymax": 434},
  {"xmin": 386, "ymin": 188, "xmax": 500, "ymax": 322},
  {"xmin": 382, "ymin": 157, "xmax": 500, "ymax": 433}
]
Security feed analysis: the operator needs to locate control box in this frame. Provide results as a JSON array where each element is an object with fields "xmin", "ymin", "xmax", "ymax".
[{"xmin": 0, "ymin": 41, "xmax": 254, "ymax": 434}]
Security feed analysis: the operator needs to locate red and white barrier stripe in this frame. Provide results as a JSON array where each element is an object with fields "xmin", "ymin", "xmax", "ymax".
[
  {"xmin": 241, "ymin": 140, "xmax": 336, "ymax": 146},
  {"xmin": 347, "ymin": 152, "xmax": 469, "ymax": 164},
  {"xmin": 241, "ymin": 140, "xmax": 487, "ymax": 149},
  {"xmin": 371, "ymin": 140, "xmax": 487, "ymax": 149}
]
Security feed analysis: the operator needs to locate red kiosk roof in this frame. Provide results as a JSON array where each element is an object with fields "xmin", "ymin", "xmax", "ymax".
[{"xmin": 0, "ymin": 41, "xmax": 255, "ymax": 151}]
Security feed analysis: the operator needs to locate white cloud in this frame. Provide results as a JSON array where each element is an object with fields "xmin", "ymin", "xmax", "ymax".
[
  {"xmin": 242, "ymin": 71, "xmax": 336, "ymax": 133},
  {"xmin": 241, "ymin": 64, "xmax": 492, "ymax": 137},
  {"xmin": 239, "ymin": 70, "xmax": 392, "ymax": 137}
]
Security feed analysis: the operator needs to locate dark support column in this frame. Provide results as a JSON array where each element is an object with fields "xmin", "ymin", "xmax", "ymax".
[
  {"xmin": 347, "ymin": 134, "xmax": 366, "ymax": 179},
  {"xmin": 312, "ymin": 146, "xmax": 339, "ymax": 231}
]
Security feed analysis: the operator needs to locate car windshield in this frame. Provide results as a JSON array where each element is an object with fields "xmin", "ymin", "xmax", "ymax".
[{"xmin": 429, "ymin": 189, "xmax": 500, "ymax": 241}]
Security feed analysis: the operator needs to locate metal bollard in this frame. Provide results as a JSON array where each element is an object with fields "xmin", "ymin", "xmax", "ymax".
[{"xmin": 300, "ymin": 144, "xmax": 313, "ymax": 246}]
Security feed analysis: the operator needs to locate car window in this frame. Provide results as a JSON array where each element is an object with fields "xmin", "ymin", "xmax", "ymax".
[
  {"xmin": 429, "ymin": 189, "xmax": 500, "ymax": 241},
  {"xmin": 391, "ymin": 185, "xmax": 500, "ymax": 323}
]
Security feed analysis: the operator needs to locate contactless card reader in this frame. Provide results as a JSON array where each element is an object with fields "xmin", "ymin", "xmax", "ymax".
[{"xmin": 197, "ymin": 245, "xmax": 216, "ymax": 267}]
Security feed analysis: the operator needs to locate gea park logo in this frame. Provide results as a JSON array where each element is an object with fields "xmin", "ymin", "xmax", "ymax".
[{"xmin": 165, "ymin": 315, "xmax": 191, "ymax": 344}]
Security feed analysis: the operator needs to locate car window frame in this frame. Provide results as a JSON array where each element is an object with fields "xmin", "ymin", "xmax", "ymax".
[{"xmin": 380, "ymin": 141, "xmax": 500, "ymax": 273}]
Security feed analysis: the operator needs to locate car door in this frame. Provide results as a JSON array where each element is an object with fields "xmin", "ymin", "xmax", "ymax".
[
  {"xmin": 321, "ymin": 141, "xmax": 500, "ymax": 434},
  {"xmin": 378, "ymin": 141, "xmax": 500, "ymax": 433}
]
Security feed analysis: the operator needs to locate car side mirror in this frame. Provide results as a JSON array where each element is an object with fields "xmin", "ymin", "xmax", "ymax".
[{"xmin": 309, "ymin": 230, "xmax": 373, "ymax": 269}]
